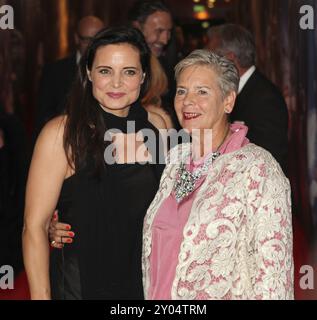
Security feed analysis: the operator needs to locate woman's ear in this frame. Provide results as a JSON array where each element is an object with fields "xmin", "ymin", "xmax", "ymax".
[{"xmin": 223, "ymin": 91, "xmax": 237, "ymax": 114}]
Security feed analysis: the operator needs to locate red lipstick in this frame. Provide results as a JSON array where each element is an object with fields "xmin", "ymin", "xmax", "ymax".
[{"xmin": 183, "ymin": 112, "xmax": 201, "ymax": 120}]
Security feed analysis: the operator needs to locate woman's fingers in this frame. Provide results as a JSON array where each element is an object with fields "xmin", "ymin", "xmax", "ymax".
[
  {"xmin": 54, "ymin": 222, "xmax": 72, "ymax": 232},
  {"xmin": 49, "ymin": 210, "xmax": 74, "ymax": 249},
  {"xmin": 48, "ymin": 222, "xmax": 68, "ymax": 238},
  {"xmin": 48, "ymin": 210, "xmax": 59, "ymax": 234},
  {"xmin": 50, "ymin": 241, "xmax": 64, "ymax": 249},
  {"xmin": 52, "ymin": 229, "xmax": 75, "ymax": 240},
  {"xmin": 49, "ymin": 223, "xmax": 74, "ymax": 246},
  {"xmin": 51, "ymin": 235, "xmax": 73, "ymax": 244},
  {"xmin": 53, "ymin": 210, "xmax": 59, "ymax": 221}
]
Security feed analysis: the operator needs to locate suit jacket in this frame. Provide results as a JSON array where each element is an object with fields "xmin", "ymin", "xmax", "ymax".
[
  {"xmin": 35, "ymin": 54, "xmax": 78, "ymax": 133},
  {"xmin": 231, "ymin": 70, "xmax": 289, "ymax": 173}
]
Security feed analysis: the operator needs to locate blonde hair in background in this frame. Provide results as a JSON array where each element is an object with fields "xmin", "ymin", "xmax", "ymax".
[{"xmin": 142, "ymin": 54, "xmax": 168, "ymax": 107}]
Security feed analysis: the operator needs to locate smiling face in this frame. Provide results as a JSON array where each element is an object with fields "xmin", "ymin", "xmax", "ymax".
[
  {"xmin": 87, "ymin": 44, "xmax": 145, "ymax": 117},
  {"xmin": 139, "ymin": 11, "xmax": 173, "ymax": 57},
  {"xmin": 175, "ymin": 65, "xmax": 235, "ymax": 134}
]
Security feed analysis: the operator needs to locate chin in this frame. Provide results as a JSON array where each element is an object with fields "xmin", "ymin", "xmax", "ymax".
[
  {"xmin": 152, "ymin": 48, "xmax": 162, "ymax": 57},
  {"xmin": 180, "ymin": 120, "xmax": 202, "ymax": 133},
  {"xmin": 180, "ymin": 124, "xmax": 194, "ymax": 134}
]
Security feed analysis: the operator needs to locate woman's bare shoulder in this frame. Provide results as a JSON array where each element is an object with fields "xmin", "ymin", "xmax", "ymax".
[
  {"xmin": 37, "ymin": 115, "xmax": 67, "ymax": 143},
  {"xmin": 148, "ymin": 111, "xmax": 167, "ymax": 130},
  {"xmin": 146, "ymin": 105, "xmax": 174, "ymax": 129},
  {"xmin": 34, "ymin": 115, "xmax": 68, "ymax": 157}
]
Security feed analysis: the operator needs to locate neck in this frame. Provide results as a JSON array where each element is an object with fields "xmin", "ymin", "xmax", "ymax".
[
  {"xmin": 239, "ymin": 66, "xmax": 252, "ymax": 77},
  {"xmin": 191, "ymin": 123, "xmax": 230, "ymax": 161},
  {"xmin": 99, "ymin": 104, "xmax": 130, "ymax": 118}
]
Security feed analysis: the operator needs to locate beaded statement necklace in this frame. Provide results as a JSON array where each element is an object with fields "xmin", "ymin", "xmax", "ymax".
[{"xmin": 173, "ymin": 126, "xmax": 230, "ymax": 203}]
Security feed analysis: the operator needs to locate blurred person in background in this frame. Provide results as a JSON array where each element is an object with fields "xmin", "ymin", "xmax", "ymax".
[
  {"xmin": 129, "ymin": 0, "xmax": 179, "ymax": 127},
  {"xmin": 142, "ymin": 54, "xmax": 174, "ymax": 129},
  {"xmin": 35, "ymin": 16, "xmax": 105, "ymax": 133},
  {"xmin": 0, "ymin": 30, "xmax": 29, "ymax": 273},
  {"xmin": 206, "ymin": 24, "xmax": 289, "ymax": 174}
]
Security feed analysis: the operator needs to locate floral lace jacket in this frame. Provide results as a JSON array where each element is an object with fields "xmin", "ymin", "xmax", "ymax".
[{"xmin": 142, "ymin": 143, "xmax": 294, "ymax": 300}]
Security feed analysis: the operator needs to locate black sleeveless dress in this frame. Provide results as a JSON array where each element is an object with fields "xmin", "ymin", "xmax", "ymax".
[{"xmin": 50, "ymin": 103, "xmax": 164, "ymax": 300}]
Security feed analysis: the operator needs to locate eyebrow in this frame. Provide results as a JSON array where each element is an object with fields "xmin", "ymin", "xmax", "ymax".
[
  {"xmin": 196, "ymin": 86, "xmax": 211, "ymax": 89},
  {"xmin": 176, "ymin": 85, "xmax": 211, "ymax": 89},
  {"xmin": 95, "ymin": 66, "xmax": 140, "ymax": 69}
]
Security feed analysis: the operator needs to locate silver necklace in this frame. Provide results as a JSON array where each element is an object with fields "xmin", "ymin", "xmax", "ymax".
[{"xmin": 173, "ymin": 127, "xmax": 229, "ymax": 203}]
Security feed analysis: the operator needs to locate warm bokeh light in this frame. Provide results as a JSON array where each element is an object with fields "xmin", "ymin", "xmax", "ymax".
[
  {"xmin": 57, "ymin": 0, "xmax": 69, "ymax": 58},
  {"xmin": 195, "ymin": 10, "xmax": 210, "ymax": 20}
]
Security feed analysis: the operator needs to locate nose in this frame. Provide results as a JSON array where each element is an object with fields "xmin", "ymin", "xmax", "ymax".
[
  {"xmin": 183, "ymin": 92, "xmax": 195, "ymax": 106},
  {"xmin": 159, "ymin": 31, "xmax": 170, "ymax": 46},
  {"xmin": 111, "ymin": 73, "xmax": 122, "ymax": 88}
]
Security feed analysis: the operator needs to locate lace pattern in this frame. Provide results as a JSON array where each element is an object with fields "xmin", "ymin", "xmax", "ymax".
[{"xmin": 142, "ymin": 143, "xmax": 294, "ymax": 300}]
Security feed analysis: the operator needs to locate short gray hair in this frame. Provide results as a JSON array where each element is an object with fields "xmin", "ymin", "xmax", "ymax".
[
  {"xmin": 207, "ymin": 24, "xmax": 256, "ymax": 69},
  {"xmin": 175, "ymin": 49, "xmax": 239, "ymax": 100}
]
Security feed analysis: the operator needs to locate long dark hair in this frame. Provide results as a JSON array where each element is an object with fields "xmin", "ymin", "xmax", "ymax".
[{"xmin": 63, "ymin": 27, "xmax": 151, "ymax": 174}]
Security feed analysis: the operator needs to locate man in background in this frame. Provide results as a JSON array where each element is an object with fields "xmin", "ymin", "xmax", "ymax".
[
  {"xmin": 35, "ymin": 16, "xmax": 104, "ymax": 133},
  {"xmin": 129, "ymin": 0, "xmax": 173, "ymax": 59},
  {"xmin": 206, "ymin": 24, "xmax": 289, "ymax": 173},
  {"xmin": 128, "ymin": 0, "xmax": 179, "ymax": 125}
]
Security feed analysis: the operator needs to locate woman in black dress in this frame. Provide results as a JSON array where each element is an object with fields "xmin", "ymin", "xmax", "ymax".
[{"xmin": 23, "ymin": 27, "xmax": 166, "ymax": 300}]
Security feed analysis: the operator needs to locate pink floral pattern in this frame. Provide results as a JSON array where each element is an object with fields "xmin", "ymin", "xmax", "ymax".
[{"xmin": 143, "ymin": 143, "xmax": 294, "ymax": 300}]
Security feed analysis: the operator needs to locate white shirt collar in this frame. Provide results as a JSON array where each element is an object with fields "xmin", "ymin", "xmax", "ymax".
[{"xmin": 238, "ymin": 65, "xmax": 256, "ymax": 94}]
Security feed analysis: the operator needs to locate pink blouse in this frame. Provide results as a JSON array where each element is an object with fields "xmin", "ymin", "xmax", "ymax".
[{"xmin": 149, "ymin": 123, "xmax": 250, "ymax": 300}]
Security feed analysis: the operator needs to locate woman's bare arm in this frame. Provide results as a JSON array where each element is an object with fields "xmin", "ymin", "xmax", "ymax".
[{"xmin": 22, "ymin": 116, "xmax": 70, "ymax": 300}]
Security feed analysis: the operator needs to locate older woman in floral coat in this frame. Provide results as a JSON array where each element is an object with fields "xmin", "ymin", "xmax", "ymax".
[{"xmin": 142, "ymin": 50, "xmax": 294, "ymax": 300}]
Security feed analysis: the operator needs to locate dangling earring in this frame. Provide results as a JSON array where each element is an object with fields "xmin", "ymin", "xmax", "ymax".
[{"xmin": 141, "ymin": 73, "xmax": 146, "ymax": 84}]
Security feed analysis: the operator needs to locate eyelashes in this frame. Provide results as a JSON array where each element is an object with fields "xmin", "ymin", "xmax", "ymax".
[{"xmin": 98, "ymin": 69, "xmax": 138, "ymax": 76}]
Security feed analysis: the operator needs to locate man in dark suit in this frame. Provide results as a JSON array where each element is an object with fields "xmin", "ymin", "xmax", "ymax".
[
  {"xmin": 35, "ymin": 16, "xmax": 104, "ymax": 134},
  {"xmin": 206, "ymin": 24, "xmax": 289, "ymax": 173}
]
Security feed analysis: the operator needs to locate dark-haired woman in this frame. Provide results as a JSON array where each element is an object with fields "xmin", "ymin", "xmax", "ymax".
[{"xmin": 22, "ymin": 27, "xmax": 166, "ymax": 300}]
